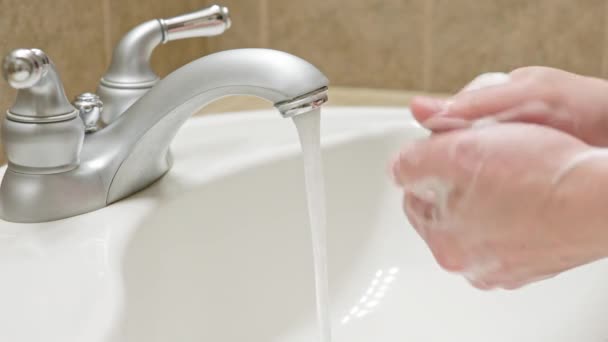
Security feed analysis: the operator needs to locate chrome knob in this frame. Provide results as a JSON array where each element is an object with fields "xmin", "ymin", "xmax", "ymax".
[
  {"xmin": 2, "ymin": 48, "xmax": 49, "ymax": 89},
  {"xmin": 74, "ymin": 93, "xmax": 103, "ymax": 133}
]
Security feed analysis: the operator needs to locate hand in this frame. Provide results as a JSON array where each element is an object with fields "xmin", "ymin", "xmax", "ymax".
[
  {"xmin": 411, "ymin": 67, "xmax": 608, "ymax": 146},
  {"xmin": 391, "ymin": 122, "xmax": 608, "ymax": 290}
]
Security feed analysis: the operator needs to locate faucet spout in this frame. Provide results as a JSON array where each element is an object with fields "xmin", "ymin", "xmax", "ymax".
[{"xmin": 93, "ymin": 48, "xmax": 329, "ymax": 203}]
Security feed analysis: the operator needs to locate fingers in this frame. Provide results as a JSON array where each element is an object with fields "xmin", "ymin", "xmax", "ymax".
[
  {"xmin": 391, "ymin": 130, "xmax": 485, "ymax": 188},
  {"xmin": 439, "ymin": 82, "xmax": 529, "ymax": 118},
  {"xmin": 419, "ymin": 116, "xmax": 472, "ymax": 132},
  {"xmin": 389, "ymin": 124, "xmax": 586, "ymax": 291},
  {"xmin": 424, "ymin": 101, "xmax": 579, "ymax": 151},
  {"xmin": 403, "ymin": 191, "xmax": 469, "ymax": 274},
  {"xmin": 410, "ymin": 96, "xmax": 451, "ymax": 123},
  {"xmin": 466, "ymin": 267, "xmax": 558, "ymax": 291},
  {"xmin": 411, "ymin": 72, "xmax": 513, "ymax": 120},
  {"xmin": 415, "ymin": 97, "xmax": 570, "ymax": 136},
  {"xmin": 410, "ymin": 73, "xmax": 535, "ymax": 132},
  {"xmin": 402, "ymin": 191, "xmax": 437, "ymax": 239},
  {"xmin": 393, "ymin": 133, "xmax": 482, "ymax": 275},
  {"xmin": 391, "ymin": 129, "xmax": 492, "ymax": 241},
  {"xmin": 445, "ymin": 73, "xmax": 532, "ymax": 120}
]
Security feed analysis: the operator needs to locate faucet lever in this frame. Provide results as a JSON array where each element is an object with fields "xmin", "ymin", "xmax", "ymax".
[
  {"xmin": 1, "ymin": 49, "xmax": 85, "ymax": 175},
  {"xmin": 2, "ymin": 48, "xmax": 49, "ymax": 89},
  {"xmin": 97, "ymin": 4, "xmax": 232, "ymax": 125},
  {"xmin": 2, "ymin": 48, "xmax": 77, "ymax": 123},
  {"xmin": 160, "ymin": 5, "xmax": 231, "ymax": 43}
]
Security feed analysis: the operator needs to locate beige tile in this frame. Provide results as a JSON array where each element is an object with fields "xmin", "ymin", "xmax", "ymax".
[
  {"xmin": 107, "ymin": 0, "xmax": 209, "ymax": 78},
  {"xmin": 205, "ymin": 0, "xmax": 265, "ymax": 52},
  {"xmin": 430, "ymin": 0, "xmax": 606, "ymax": 92},
  {"xmin": 0, "ymin": 82, "xmax": 12, "ymax": 162},
  {"xmin": 0, "ymin": 76, "xmax": 15, "ymax": 123},
  {"xmin": 267, "ymin": 0, "xmax": 428, "ymax": 90},
  {"xmin": 602, "ymin": 0, "xmax": 608, "ymax": 78},
  {"xmin": 0, "ymin": 0, "xmax": 106, "ymax": 109}
]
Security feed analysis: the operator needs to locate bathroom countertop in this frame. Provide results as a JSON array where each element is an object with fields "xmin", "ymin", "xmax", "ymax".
[{"xmin": 198, "ymin": 87, "xmax": 440, "ymax": 115}]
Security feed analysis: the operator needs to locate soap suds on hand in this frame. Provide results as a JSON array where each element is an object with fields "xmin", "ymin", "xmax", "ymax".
[
  {"xmin": 462, "ymin": 72, "xmax": 511, "ymax": 93},
  {"xmin": 405, "ymin": 177, "xmax": 453, "ymax": 228}
]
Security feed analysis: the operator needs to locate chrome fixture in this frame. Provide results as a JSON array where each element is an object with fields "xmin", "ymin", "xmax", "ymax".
[
  {"xmin": 97, "ymin": 4, "xmax": 232, "ymax": 124},
  {"xmin": 0, "ymin": 5, "xmax": 329, "ymax": 223},
  {"xmin": 74, "ymin": 93, "xmax": 103, "ymax": 133}
]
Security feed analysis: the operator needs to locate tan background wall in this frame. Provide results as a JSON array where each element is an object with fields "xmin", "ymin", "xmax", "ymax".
[{"xmin": 0, "ymin": 0, "xmax": 607, "ymax": 113}]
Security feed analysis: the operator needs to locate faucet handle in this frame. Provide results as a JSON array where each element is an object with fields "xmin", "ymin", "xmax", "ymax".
[
  {"xmin": 2, "ymin": 49, "xmax": 84, "ymax": 174},
  {"xmin": 2, "ymin": 49, "xmax": 50, "ymax": 89},
  {"xmin": 2, "ymin": 49, "xmax": 77, "ymax": 122},
  {"xmin": 159, "ymin": 5, "xmax": 231, "ymax": 43},
  {"xmin": 97, "ymin": 4, "xmax": 232, "ymax": 125}
]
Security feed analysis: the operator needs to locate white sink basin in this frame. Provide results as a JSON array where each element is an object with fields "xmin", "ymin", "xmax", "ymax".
[{"xmin": 1, "ymin": 107, "xmax": 608, "ymax": 342}]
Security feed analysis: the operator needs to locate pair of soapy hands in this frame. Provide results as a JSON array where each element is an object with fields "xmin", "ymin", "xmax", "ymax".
[{"xmin": 391, "ymin": 67, "xmax": 608, "ymax": 290}]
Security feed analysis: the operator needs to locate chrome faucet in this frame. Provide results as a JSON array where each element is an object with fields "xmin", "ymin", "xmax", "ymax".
[{"xmin": 0, "ymin": 5, "xmax": 329, "ymax": 223}]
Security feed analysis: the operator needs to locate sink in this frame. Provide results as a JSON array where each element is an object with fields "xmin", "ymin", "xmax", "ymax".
[{"xmin": 1, "ymin": 106, "xmax": 608, "ymax": 342}]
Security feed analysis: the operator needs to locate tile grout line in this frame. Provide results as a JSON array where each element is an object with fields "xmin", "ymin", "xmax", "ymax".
[
  {"xmin": 260, "ymin": 0, "xmax": 270, "ymax": 47},
  {"xmin": 101, "ymin": 0, "xmax": 112, "ymax": 66},
  {"xmin": 422, "ymin": 0, "xmax": 435, "ymax": 92}
]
